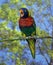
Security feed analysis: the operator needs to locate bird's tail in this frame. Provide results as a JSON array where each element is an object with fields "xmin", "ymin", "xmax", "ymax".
[{"xmin": 27, "ymin": 39, "xmax": 36, "ymax": 59}]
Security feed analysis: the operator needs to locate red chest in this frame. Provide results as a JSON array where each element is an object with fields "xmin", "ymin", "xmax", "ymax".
[{"xmin": 19, "ymin": 17, "xmax": 34, "ymax": 27}]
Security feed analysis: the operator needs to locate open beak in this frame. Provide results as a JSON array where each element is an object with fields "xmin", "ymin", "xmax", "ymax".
[
  {"xmin": 19, "ymin": 9, "xmax": 24, "ymax": 17},
  {"xmin": 19, "ymin": 9, "xmax": 23, "ymax": 14}
]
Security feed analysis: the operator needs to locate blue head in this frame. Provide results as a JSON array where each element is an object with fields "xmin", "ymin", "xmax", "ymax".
[{"xmin": 19, "ymin": 8, "xmax": 29, "ymax": 18}]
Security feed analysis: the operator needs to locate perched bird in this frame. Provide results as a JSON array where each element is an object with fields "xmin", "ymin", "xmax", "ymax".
[{"xmin": 19, "ymin": 8, "xmax": 36, "ymax": 58}]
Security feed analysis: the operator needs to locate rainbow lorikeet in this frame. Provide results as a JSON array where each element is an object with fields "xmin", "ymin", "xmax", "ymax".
[{"xmin": 19, "ymin": 8, "xmax": 36, "ymax": 58}]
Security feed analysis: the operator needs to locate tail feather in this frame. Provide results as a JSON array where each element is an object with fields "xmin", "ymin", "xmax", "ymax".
[{"xmin": 27, "ymin": 39, "xmax": 36, "ymax": 58}]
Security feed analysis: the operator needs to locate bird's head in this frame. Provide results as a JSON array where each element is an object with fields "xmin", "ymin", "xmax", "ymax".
[{"xmin": 19, "ymin": 8, "xmax": 29, "ymax": 18}]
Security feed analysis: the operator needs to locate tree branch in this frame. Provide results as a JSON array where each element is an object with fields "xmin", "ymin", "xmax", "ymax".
[{"xmin": 0, "ymin": 36, "xmax": 53, "ymax": 42}]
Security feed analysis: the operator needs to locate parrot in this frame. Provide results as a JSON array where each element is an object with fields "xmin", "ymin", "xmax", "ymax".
[{"xmin": 19, "ymin": 8, "xmax": 36, "ymax": 58}]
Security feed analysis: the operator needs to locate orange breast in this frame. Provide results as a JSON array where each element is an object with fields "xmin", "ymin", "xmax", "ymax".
[{"xmin": 19, "ymin": 17, "xmax": 34, "ymax": 27}]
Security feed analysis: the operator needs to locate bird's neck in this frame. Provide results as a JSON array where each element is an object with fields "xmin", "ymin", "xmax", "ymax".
[
  {"xmin": 20, "ymin": 15, "xmax": 31, "ymax": 19},
  {"xmin": 20, "ymin": 16, "xmax": 28, "ymax": 19}
]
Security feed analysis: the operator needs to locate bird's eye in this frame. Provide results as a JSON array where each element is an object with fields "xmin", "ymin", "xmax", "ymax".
[{"xmin": 25, "ymin": 10, "xmax": 26, "ymax": 12}]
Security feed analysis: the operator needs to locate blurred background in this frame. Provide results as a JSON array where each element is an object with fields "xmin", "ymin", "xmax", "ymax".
[{"xmin": 0, "ymin": 0, "xmax": 53, "ymax": 65}]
